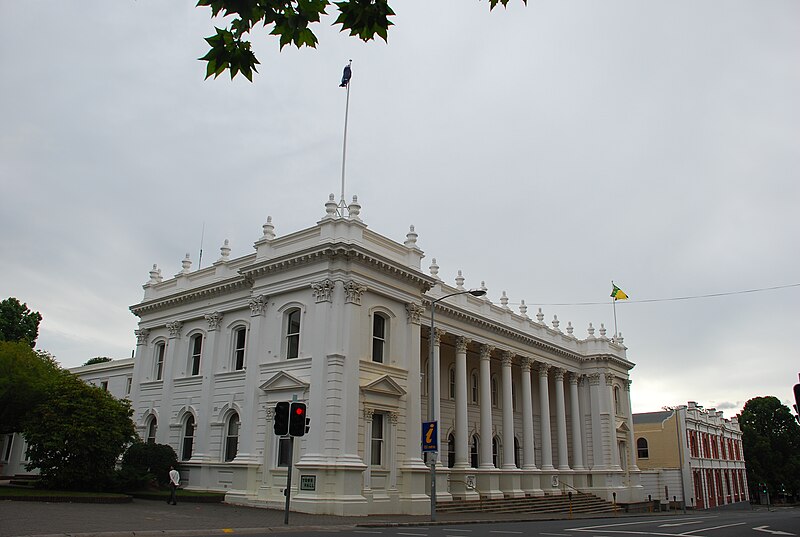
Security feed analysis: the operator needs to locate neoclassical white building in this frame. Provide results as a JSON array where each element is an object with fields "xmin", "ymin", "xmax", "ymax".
[{"xmin": 123, "ymin": 195, "xmax": 643, "ymax": 515}]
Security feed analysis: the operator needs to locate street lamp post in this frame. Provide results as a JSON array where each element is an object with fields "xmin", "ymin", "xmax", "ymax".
[{"xmin": 427, "ymin": 288, "xmax": 486, "ymax": 522}]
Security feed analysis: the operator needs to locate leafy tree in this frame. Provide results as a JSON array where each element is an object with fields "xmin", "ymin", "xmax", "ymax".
[
  {"xmin": 0, "ymin": 297, "xmax": 43, "ymax": 347},
  {"xmin": 0, "ymin": 342, "xmax": 61, "ymax": 434},
  {"xmin": 197, "ymin": 0, "xmax": 526, "ymax": 81},
  {"xmin": 84, "ymin": 356, "xmax": 113, "ymax": 366},
  {"xmin": 22, "ymin": 373, "xmax": 137, "ymax": 491},
  {"xmin": 739, "ymin": 396, "xmax": 800, "ymax": 498},
  {"xmin": 119, "ymin": 441, "xmax": 179, "ymax": 489}
]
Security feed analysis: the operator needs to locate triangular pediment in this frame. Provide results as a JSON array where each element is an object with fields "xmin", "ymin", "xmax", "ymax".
[
  {"xmin": 616, "ymin": 420, "xmax": 630, "ymax": 433},
  {"xmin": 260, "ymin": 371, "xmax": 309, "ymax": 393},
  {"xmin": 361, "ymin": 375, "xmax": 406, "ymax": 398}
]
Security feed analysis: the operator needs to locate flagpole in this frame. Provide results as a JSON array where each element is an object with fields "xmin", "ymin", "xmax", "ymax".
[
  {"xmin": 612, "ymin": 281, "xmax": 619, "ymax": 341},
  {"xmin": 339, "ymin": 60, "xmax": 352, "ymax": 215}
]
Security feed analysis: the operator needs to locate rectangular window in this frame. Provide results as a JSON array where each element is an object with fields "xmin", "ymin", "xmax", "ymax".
[
  {"xmin": 125, "ymin": 377, "xmax": 132, "ymax": 395},
  {"xmin": 372, "ymin": 314, "xmax": 385, "ymax": 363},
  {"xmin": 370, "ymin": 415, "xmax": 384, "ymax": 466},
  {"xmin": 155, "ymin": 343, "xmax": 165, "ymax": 380},
  {"xmin": 2, "ymin": 434, "xmax": 13, "ymax": 462},
  {"xmin": 233, "ymin": 327, "xmax": 246, "ymax": 370},
  {"xmin": 286, "ymin": 310, "xmax": 301, "ymax": 359},
  {"xmin": 190, "ymin": 335, "xmax": 202, "ymax": 376}
]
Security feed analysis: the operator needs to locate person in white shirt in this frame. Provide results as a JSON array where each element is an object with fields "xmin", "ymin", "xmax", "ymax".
[{"xmin": 167, "ymin": 466, "xmax": 180, "ymax": 505}]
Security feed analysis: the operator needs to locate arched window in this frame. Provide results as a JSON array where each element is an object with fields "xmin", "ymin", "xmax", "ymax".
[
  {"xmin": 613, "ymin": 385, "xmax": 621, "ymax": 415},
  {"xmin": 154, "ymin": 342, "xmax": 166, "ymax": 380},
  {"xmin": 492, "ymin": 436, "xmax": 500, "ymax": 467},
  {"xmin": 491, "ymin": 376, "xmax": 500, "ymax": 408},
  {"xmin": 470, "ymin": 372, "xmax": 479, "ymax": 404},
  {"xmin": 447, "ymin": 433, "xmax": 455, "ymax": 468},
  {"xmin": 146, "ymin": 416, "xmax": 157, "ymax": 444},
  {"xmin": 224, "ymin": 413, "xmax": 240, "ymax": 462},
  {"xmin": 189, "ymin": 334, "xmax": 203, "ymax": 376},
  {"xmin": 285, "ymin": 309, "xmax": 301, "ymax": 359},
  {"xmin": 470, "ymin": 435, "xmax": 479, "ymax": 468},
  {"xmin": 448, "ymin": 366, "xmax": 456, "ymax": 400},
  {"xmin": 372, "ymin": 313, "xmax": 387, "ymax": 363},
  {"xmin": 514, "ymin": 437, "xmax": 521, "ymax": 468},
  {"xmin": 637, "ymin": 437, "xmax": 649, "ymax": 459},
  {"xmin": 232, "ymin": 326, "xmax": 247, "ymax": 371},
  {"xmin": 181, "ymin": 415, "xmax": 195, "ymax": 461}
]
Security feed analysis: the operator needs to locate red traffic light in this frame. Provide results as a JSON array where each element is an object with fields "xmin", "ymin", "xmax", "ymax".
[{"xmin": 289, "ymin": 402, "xmax": 307, "ymax": 437}]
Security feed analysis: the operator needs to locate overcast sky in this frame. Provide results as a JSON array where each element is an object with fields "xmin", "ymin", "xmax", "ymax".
[{"xmin": 2, "ymin": 1, "xmax": 798, "ymax": 417}]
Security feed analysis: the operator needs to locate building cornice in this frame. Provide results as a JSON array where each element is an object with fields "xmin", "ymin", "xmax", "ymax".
[{"xmin": 130, "ymin": 275, "xmax": 250, "ymax": 316}]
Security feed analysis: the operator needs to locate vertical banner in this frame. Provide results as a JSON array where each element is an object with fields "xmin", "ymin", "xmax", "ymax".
[{"xmin": 422, "ymin": 421, "xmax": 438, "ymax": 452}]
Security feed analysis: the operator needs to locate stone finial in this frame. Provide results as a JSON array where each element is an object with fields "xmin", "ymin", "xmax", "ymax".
[
  {"xmin": 148, "ymin": 264, "xmax": 162, "ymax": 284},
  {"xmin": 500, "ymin": 291, "xmax": 510, "ymax": 310},
  {"xmin": 429, "ymin": 258, "xmax": 440, "ymax": 280},
  {"xmin": 536, "ymin": 307, "xmax": 545, "ymax": 324},
  {"xmin": 587, "ymin": 322, "xmax": 595, "ymax": 337},
  {"xmin": 566, "ymin": 321, "xmax": 574, "ymax": 336},
  {"xmin": 519, "ymin": 299, "xmax": 528, "ymax": 318},
  {"xmin": 218, "ymin": 239, "xmax": 231, "ymax": 263},
  {"xmin": 181, "ymin": 253, "xmax": 192, "ymax": 273},
  {"xmin": 599, "ymin": 323, "xmax": 607, "ymax": 338},
  {"xmin": 552, "ymin": 314, "xmax": 560, "ymax": 331},
  {"xmin": 455, "ymin": 270, "xmax": 465, "ymax": 290},
  {"xmin": 324, "ymin": 193, "xmax": 338, "ymax": 218},
  {"xmin": 348, "ymin": 195, "xmax": 361, "ymax": 221},
  {"xmin": 262, "ymin": 216, "xmax": 275, "ymax": 240},
  {"xmin": 616, "ymin": 332, "xmax": 624, "ymax": 344},
  {"xmin": 404, "ymin": 225, "xmax": 418, "ymax": 247},
  {"xmin": 480, "ymin": 281, "xmax": 489, "ymax": 300}
]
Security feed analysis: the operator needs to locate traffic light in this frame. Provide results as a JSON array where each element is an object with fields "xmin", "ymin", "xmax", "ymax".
[
  {"xmin": 289, "ymin": 402, "xmax": 307, "ymax": 437},
  {"xmin": 274, "ymin": 402, "xmax": 290, "ymax": 436},
  {"xmin": 793, "ymin": 379, "xmax": 800, "ymax": 418}
]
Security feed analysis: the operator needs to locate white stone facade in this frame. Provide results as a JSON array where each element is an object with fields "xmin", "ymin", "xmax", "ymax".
[{"xmin": 122, "ymin": 196, "xmax": 643, "ymax": 515}]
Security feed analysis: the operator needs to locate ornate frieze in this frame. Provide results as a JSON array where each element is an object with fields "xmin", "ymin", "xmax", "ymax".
[
  {"xmin": 343, "ymin": 280, "xmax": 367, "ymax": 305},
  {"xmin": 166, "ymin": 321, "xmax": 183, "ymax": 339},
  {"xmin": 405, "ymin": 302, "xmax": 424, "ymax": 325},
  {"xmin": 311, "ymin": 279, "xmax": 335, "ymax": 303},
  {"xmin": 135, "ymin": 329, "xmax": 150, "ymax": 346},
  {"xmin": 249, "ymin": 295, "xmax": 268, "ymax": 316},
  {"xmin": 205, "ymin": 311, "xmax": 224, "ymax": 331}
]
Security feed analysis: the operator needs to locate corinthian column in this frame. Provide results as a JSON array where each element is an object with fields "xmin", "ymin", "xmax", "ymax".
[
  {"xmin": 479, "ymin": 344, "xmax": 494, "ymax": 468},
  {"xmin": 454, "ymin": 336, "xmax": 470, "ymax": 469},
  {"xmin": 501, "ymin": 351, "xmax": 516, "ymax": 469},
  {"xmin": 569, "ymin": 373, "xmax": 585, "ymax": 470},
  {"xmin": 554, "ymin": 368, "xmax": 570, "ymax": 471},
  {"xmin": 520, "ymin": 357, "xmax": 536, "ymax": 469},
  {"xmin": 538, "ymin": 363, "xmax": 554, "ymax": 471}
]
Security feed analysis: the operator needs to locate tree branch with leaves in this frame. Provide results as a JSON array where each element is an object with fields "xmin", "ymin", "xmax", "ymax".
[{"xmin": 197, "ymin": 0, "xmax": 526, "ymax": 81}]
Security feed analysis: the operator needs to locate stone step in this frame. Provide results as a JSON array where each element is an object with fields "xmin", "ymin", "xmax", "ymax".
[{"xmin": 436, "ymin": 492, "xmax": 619, "ymax": 514}]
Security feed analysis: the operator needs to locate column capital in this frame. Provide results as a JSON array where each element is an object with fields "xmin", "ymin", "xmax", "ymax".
[
  {"xmin": 501, "ymin": 350, "xmax": 514, "ymax": 367},
  {"xmin": 343, "ymin": 280, "xmax": 367, "ymax": 305},
  {"xmin": 249, "ymin": 294, "xmax": 268, "ymax": 316},
  {"xmin": 553, "ymin": 367, "xmax": 565, "ymax": 381},
  {"xmin": 568, "ymin": 371, "xmax": 580, "ymax": 385},
  {"xmin": 135, "ymin": 329, "xmax": 150, "ymax": 346},
  {"xmin": 363, "ymin": 407, "xmax": 375, "ymax": 421},
  {"xmin": 624, "ymin": 379, "xmax": 632, "ymax": 391},
  {"xmin": 405, "ymin": 302, "xmax": 425, "ymax": 325},
  {"xmin": 520, "ymin": 356, "xmax": 533, "ymax": 372},
  {"xmin": 166, "ymin": 321, "xmax": 183, "ymax": 339},
  {"xmin": 588, "ymin": 372, "xmax": 602, "ymax": 386},
  {"xmin": 432, "ymin": 327, "xmax": 446, "ymax": 345},
  {"xmin": 455, "ymin": 336, "xmax": 471, "ymax": 353},
  {"xmin": 311, "ymin": 279, "xmax": 335, "ymax": 303},
  {"xmin": 205, "ymin": 311, "xmax": 224, "ymax": 331},
  {"xmin": 605, "ymin": 372, "xmax": 616, "ymax": 385},
  {"xmin": 538, "ymin": 362, "xmax": 551, "ymax": 377},
  {"xmin": 479, "ymin": 344, "xmax": 494, "ymax": 360}
]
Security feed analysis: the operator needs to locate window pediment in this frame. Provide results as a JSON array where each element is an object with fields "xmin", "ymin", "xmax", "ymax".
[
  {"xmin": 260, "ymin": 371, "xmax": 309, "ymax": 397},
  {"xmin": 361, "ymin": 374, "xmax": 406, "ymax": 408}
]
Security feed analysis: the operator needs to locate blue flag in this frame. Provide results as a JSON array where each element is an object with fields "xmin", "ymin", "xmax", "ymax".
[{"xmin": 340, "ymin": 63, "xmax": 352, "ymax": 88}]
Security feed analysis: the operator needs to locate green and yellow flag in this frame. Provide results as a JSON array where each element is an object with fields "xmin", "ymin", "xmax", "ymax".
[{"xmin": 611, "ymin": 284, "xmax": 628, "ymax": 301}]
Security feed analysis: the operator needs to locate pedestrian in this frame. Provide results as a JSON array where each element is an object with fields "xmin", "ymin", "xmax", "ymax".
[{"xmin": 167, "ymin": 466, "xmax": 180, "ymax": 505}]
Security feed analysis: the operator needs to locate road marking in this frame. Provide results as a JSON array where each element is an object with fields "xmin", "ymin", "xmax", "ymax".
[
  {"xmin": 681, "ymin": 522, "xmax": 747, "ymax": 534},
  {"xmin": 753, "ymin": 526, "xmax": 796, "ymax": 536},
  {"xmin": 489, "ymin": 532, "xmax": 523, "ymax": 535},
  {"xmin": 540, "ymin": 533, "xmax": 570, "ymax": 536},
  {"xmin": 443, "ymin": 530, "xmax": 472, "ymax": 533},
  {"xmin": 354, "ymin": 532, "xmax": 384, "ymax": 534},
  {"xmin": 659, "ymin": 521, "xmax": 705, "ymax": 528},
  {"xmin": 397, "ymin": 533, "xmax": 428, "ymax": 536}
]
